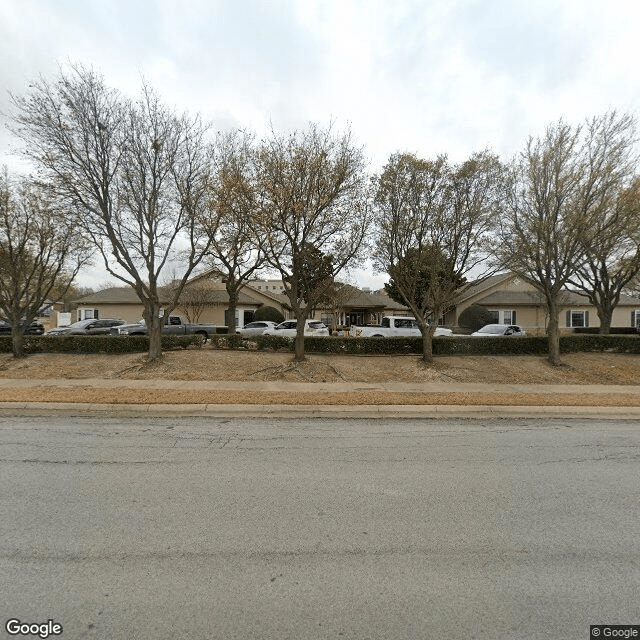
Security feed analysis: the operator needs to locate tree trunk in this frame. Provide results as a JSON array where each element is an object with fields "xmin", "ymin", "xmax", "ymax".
[
  {"xmin": 597, "ymin": 306, "xmax": 612, "ymax": 335},
  {"xmin": 420, "ymin": 328, "xmax": 433, "ymax": 364},
  {"xmin": 227, "ymin": 283, "xmax": 239, "ymax": 334},
  {"xmin": 294, "ymin": 315, "xmax": 306, "ymax": 362},
  {"xmin": 144, "ymin": 302, "xmax": 163, "ymax": 362},
  {"xmin": 547, "ymin": 300, "xmax": 562, "ymax": 366},
  {"xmin": 11, "ymin": 325, "xmax": 25, "ymax": 358}
]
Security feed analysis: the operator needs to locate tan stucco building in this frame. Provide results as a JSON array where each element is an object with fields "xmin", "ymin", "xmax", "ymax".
[{"xmin": 449, "ymin": 272, "xmax": 640, "ymax": 334}]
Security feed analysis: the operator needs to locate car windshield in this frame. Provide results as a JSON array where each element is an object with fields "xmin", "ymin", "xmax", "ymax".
[{"xmin": 478, "ymin": 325, "xmax": 506, "ymax": 334}]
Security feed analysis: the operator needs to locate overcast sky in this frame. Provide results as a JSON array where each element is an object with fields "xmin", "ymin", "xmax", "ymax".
[{"xmin": 1, "ymin": 0, "xmax": 639, "ymax": 289}]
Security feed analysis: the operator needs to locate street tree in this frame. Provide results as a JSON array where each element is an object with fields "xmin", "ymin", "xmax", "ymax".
[
  {"xmin": 494, "ymin": 120, "xmax": 587, "ymax": 365},
  {"xmin": 495, "ymin": 114, "xmax": 639, "ymax": 363},
  {"xmin": 566, "ymin": 113, "xmax": 640, "ymax": 333},
  {"xmin": 200, "ymin": 131, "xmax": 265, "ymax": 333},
  {"xmin": 11, "ymin": 65, "xmax": 213, "ymax": 360},
  {"xmin": 374, "ymin": 151, "xmax": 501, "ymax": 363},
  {"xmin": 0, "ymin": 171, "xmax": 88, "ymax": 357},
  {"xmin": 255, "ymin": 123, "xmax": 370, "ymax": 361}
]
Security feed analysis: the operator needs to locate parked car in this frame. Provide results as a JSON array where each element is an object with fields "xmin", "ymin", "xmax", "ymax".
[
  {"xmin": 236, "ymin": 321, "xmax": 278, "ymax": 337},
  {"xmin": 0, "ymin": 319, "xmax": 45, "ymax": 335},
  {"xmin": 109, "ymin": 315, "xmax": 216, "ymax": 342},
  {"xmin": 471, "ymin": 324, "xmax": 526, "ymax": 337},
  {"xmin": 262, "ymin": 319, "xmax": 330, "ymax": 338},
  {"xmin": 350, "ymin": 316, "xmax": 453, "ymax": 338},
  {"xmin": 46, "ymin": 319, "xmax": 126, "ymax": 336}
]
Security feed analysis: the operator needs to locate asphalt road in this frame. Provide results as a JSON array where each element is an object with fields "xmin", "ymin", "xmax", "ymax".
[{"xmin": 0, "ymin": 416, "xmax": 639, "ymax": 640}]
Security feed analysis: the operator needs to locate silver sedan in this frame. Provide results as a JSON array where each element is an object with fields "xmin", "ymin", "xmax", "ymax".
[
  {"xmin": 471, "ymin": 324, "xmax": 526, "ymax": 336},
  {"xmin": 236, "ymin": 321, "xmax": 278, "ymax": 337}
]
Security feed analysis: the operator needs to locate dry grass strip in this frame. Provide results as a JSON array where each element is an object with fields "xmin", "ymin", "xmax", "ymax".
[{"xmin": 1, "ymin": 387, "xmax": 639, "ymax": 406}]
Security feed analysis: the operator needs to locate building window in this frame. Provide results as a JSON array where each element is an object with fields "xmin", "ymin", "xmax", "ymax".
[
  {"xmin": 632, "ymin": 310, "xmax": 640, "ymax": 328},
  {"xmin": 77, "ymin": 308, "xmax": 99, "ymax": 321},
  {"xmin": 487, "ymin": 310, "xmax": 515, "ymax": 324},
  {"xmin": 566, "ymin": 310, "xmax": 589, "ymax": 328}
]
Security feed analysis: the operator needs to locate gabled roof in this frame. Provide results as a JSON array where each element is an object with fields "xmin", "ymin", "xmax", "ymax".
[
  {"xmin": 243, "ymin": 285, "xmax": 292, "ymax": 309},
  {"xmin": 476, "ymin": 288, "xmax": 640, "ymax": 307},
  {"xmin": 74, "ymin": 285, "xmax": 262, "ymax": 306},
  {"xmin": 75, "ymin": 287, "xmax": 143, "ymax": 304},
  {"xmin": 455, "ymin": 272, "xmax": 513, "ymax": 305},
  {"xmin": 344, "ymin": 287, "xmax": 408, "ymax": 310}
]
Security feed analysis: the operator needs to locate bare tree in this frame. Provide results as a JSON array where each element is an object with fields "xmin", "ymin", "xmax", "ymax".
[
  {"xmin": 496, "ymin": 113, "xmax": 640, "ymax": 362},
  {"xmin": 200, "ymin": 131, "xmax": 265, "ymax": 333},
  {"xmin": 374, "ymin": 151, "xmax": 501, "ymax": 363},
  {"xmin": 319, "ymin": 279, "xmax": 354, "ymax": 333},
  {"xmin": 495, "ymin": 120, "xmax": 587, "ymax": 365},
  {"xmin": 566, "ymin": 113, "xmax": 640, "ymax": 333},
  {"xmin": 168, "ymin": 283, "xmax": 219, "ymax": 324},
  {"xmin": 11, "ymin": 65, "xmax": 213, "ymax": 360},
  {"xmin": 0, "ymin": 171, "xmax": 88, "ymax": 356},
  {"xmin": 255, "ymin": 123, "xmax": 370, "ymax": 361}
]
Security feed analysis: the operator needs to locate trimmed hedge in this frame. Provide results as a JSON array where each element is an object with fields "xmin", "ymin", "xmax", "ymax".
[
  {"xmin": 573, "ymin": 327, "xmax": 638, "ymax": 335},
  {"xmin": 247, "ymin": 334, "xmax": 640, "ymax": 356},
  {"xmin": 4, "ymin": 332, "xmax": 640, "ymax": 356},
  {"xmin": 0, "ymin": 334, "xmax": 204, "ymax": 354},
  {"xmin": 559, "ymin": 334, "xmax": 640, "ymax": 353}
]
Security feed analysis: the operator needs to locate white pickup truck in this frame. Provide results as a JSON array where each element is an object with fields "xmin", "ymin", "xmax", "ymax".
[{"xmin": 349, "ymin": 316, "xmax": 452, "ymax": 338}]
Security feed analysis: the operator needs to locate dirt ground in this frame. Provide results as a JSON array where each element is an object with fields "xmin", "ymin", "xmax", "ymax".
[
  {"xmin": 1, "ymin": 347, "xmax": 640, "ymax": 385},
  {"xmin": 1, "ymin": 347, "xmax": 640, "ymax": 406}
]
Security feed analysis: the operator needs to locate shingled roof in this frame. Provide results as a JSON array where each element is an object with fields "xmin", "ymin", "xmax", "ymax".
[
  {"xmin": 74, "ymin": 286, "xmax": 262, "ymax": 306},
  {"xmin": 476, "ymin": 289, "xmax": 640, "ymax": 307}
]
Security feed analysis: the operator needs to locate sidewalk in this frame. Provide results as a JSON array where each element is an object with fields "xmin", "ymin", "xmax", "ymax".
[{"xmin": 1, "ymin": 378, "xmax": 640, "ymax": 419}]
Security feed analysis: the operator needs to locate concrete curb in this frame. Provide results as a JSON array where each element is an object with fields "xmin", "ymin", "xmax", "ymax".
[{"xmin": 2, "ymin": 402, "xmax": 640, "ymax": 419}]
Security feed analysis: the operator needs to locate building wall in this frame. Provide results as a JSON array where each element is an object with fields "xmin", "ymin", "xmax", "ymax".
[
  {"xmin": 454, "ymin": 276, "xmax": 537, "ymax": 323},
  {"xmin": 247, "ymin": 279, "xmax": 286, "ymax": 294},
  {"xmin": 455, "ymin": 276, "xmax": 640, "ymax": 334},
  {"xmin": 75, "ymin": 304, "xmax": 144, "ymax": 324},
  {"xmin": 74, "ymin": 302, "xmax": 264, "ymax": 328}
]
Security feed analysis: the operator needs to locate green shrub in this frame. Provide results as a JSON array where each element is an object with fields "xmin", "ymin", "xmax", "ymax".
[
  {"xmin": 458, "ymin": 305, "xmax": 495, "ymax": 333},
  {"xmin": 0, "ymin": 334, "xmax": 203, "ymax": 354},
  {"xmin": 254, "ymin": 334, "xmax": 295, "ymax": 351},
  {"xmin": 254, "ymin": 306, "xmax": 285, "ymax": 323}
]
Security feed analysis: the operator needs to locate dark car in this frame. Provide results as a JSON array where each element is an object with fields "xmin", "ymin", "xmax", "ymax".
[
  {"xmin": 0, "ymin": 319, "xmax": 45, "ymax": 335},
  {"xmin": 46, "ymin": 318, "xmax": 126, "ymax": 336}
]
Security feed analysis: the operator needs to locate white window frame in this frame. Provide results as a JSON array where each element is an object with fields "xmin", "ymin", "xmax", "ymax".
[
  {"xmin": 567, "ymin": 310, "xmax": 588, "ymax": 328},
  {"xmin": 77, "ymin": 308, "xmax": 99, "ymax": 321},
  {"xmin": 632, "ymin": 310, "xmax": 640, "ymax": 328}
]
